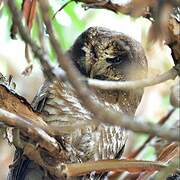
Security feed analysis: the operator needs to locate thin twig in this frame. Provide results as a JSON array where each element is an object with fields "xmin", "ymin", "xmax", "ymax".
[
  {"xmin": 61, "ymin": 159, "xmax": 167, "ymax": 177},
  {"xmin": 52, "ymin": 0, "xmax": 73, "ymax": 19},
  {"xmin": 87, "ymin": 68, "xmax": 178, "ymax": 90},
  {"xmin": 50, "ymin": 64, "xmax": 179, "ymax": 90},
  {"xmin": 23, "ymin": 143, "xmax": 167, "ymax": 178}
]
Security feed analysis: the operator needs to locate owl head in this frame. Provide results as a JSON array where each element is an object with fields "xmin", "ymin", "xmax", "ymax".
[
  {"xmin": 69, "ymin": 27, "xmax": 147, "ymax": 80},
  {"xmin": 68, "ymin": 27, "xmax": 148, "ymax": 115}
]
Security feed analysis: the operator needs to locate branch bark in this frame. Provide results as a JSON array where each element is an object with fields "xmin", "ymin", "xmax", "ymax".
[
  {"xmin": 75, "ymin": 0, "xmax": 179, "ymax": 16},
  {"xmin": 23, "ymin": 143, "xmax": 167, "ymax": 178},
  {"xmin": 62, "ymin": 159, "xmax": 166, "ymax": 177},
  {"xmin": 87, "ymin": 67, "xmax": 178, "ymax": 90}
]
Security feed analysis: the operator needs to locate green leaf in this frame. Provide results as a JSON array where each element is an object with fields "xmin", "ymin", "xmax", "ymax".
[{"xmin": 64, "ymin": 2, "xmax": 86, "ymax": 31}]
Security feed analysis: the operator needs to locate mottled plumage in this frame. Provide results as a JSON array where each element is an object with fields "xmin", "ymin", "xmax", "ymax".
[
  {"xmin": 31, "ymin": 27, "xmax": 147, "ymax": 163},
  {"xmin": 9, "ymin": 27, "xmax": 148, "ymax": 179}
]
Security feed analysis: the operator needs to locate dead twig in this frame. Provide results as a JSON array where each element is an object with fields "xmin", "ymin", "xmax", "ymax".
[
  {"xmin": 52, "ymin": 0, "xmax": 74, "ymax": 19},
  {"xmin": 24, "ymin": 143, "xmax": 167, "ymax": 178},
  {"xmin": 61, "ymin": 159, "xmax": 167, "ymax": 177}
]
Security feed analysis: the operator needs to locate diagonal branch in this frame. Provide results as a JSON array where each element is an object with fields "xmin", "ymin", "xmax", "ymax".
[
  {"xmin": 61, "ymin": 159, "xmax": 167, "ymax": 177},
  {"xmin": 24, "ymin": 143, "xmax": 167, "ymax": 178}
]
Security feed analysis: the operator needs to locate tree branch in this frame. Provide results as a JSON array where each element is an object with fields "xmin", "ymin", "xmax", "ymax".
[
  {"xmin": 87, "ymin": 67, "xmax": 178, "ymax": 90},
  {"xmin": 62, "ymin": 159, "xmax": 166, "ymax": 177},
  {"xmin": 76, "ymin": 0, "xmax": 155, "ymax": 16},
  {"xmin": 75, "ymin": 0, "xmax": 179, "ymax": 16},
  {"xmin": 24, "ymin": 143, "xmax": 167, "ymax": 178}
]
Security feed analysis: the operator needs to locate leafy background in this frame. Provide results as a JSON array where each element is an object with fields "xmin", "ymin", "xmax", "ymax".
[{"xmin": 0, "ymin": 0, "xmax": 178, "ymax": 179}]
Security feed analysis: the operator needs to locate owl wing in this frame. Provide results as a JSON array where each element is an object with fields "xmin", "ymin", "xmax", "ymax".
[
  {"xmin": 8, "ymin": 80, "xmax": 126, "ymax": 180},
  {"xmin": 31, "ymin": 80, "xmax": 93, "ymax": 126},
  {"xmin": 32, "ymin": 80, "xmax": 126, "ymax": 162}
]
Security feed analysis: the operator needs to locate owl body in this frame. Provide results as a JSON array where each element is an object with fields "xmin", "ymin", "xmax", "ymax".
[
  {"xmin": 9, "ymin": 27, "xmax": 148, "ymax": 179},
  {"xmin": 32, "ymin": 27, "xmax": 147, "ymax": 163}
]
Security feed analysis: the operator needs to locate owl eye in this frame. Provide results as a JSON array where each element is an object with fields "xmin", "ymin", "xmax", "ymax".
[
  {"xmin": 106, "ymin": 56, "xmax": 123, "ymax": 64},
  {"xmin": 94, "ymin": 74, "xmax": 107, "ymax": 80},
  {"xmin": 106, "ymin": 51, "xmax": 128, "ymax": 64}
]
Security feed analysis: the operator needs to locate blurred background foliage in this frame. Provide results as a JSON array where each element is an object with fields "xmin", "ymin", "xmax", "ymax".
[{"xmin": 0, "ymin": 0, "xmax": 179, "ymax": 179}]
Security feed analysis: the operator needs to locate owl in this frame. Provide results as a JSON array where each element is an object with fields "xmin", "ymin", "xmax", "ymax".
[{"xmin": 8, "ymin": 27, "xmax": 148, "ymax": 180}]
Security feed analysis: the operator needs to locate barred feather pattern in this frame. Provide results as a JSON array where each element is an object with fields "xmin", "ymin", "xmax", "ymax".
[
  {"xmin": 8, "ymin": 27, "xmax": 148, "ymax": 180},
  {"xmin": 31, "ymin": 27, "xmax": 148, "ymax": 163},
  {"xmin": 32, "ymin": 80, "xmax": 127, "ymax": 162}
]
